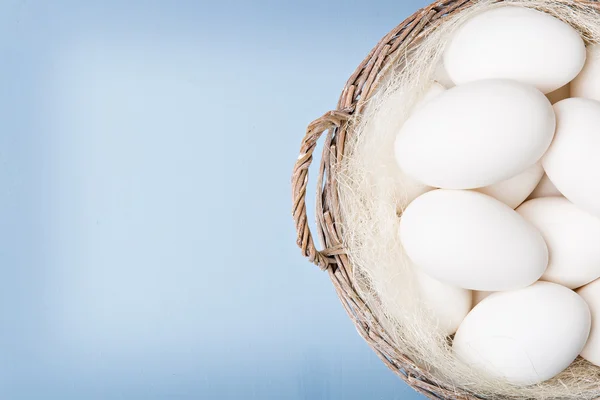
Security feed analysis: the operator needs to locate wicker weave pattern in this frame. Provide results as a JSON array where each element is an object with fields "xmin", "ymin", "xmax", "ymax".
[{"xmin": 291, "ymin": 1, "xmax": 599, "ymax": 398}]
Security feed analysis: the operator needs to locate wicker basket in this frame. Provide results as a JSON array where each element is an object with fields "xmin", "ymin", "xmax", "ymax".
[{"xmin": 290, "ymin": 0, "xmax": 600, "ymax": 398}]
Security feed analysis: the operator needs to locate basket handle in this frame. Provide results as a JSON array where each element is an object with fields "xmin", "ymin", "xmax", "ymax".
[{"xmin": 292, "ymin": 110, "xmax": 350, "ymax": 270}]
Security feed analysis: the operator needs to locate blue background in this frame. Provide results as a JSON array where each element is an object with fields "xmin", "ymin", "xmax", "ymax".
[{"xmin": 0, "ymin": 0, "xmax": 431, "ymax": 398}]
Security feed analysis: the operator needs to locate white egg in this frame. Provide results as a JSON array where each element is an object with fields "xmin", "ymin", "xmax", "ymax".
[
  {"xmin": 444, "ymin": 6, "xmax": 586, "ymax": 93},
  {"xmin": 395, "ymin": 79, "xmax": 555, "ymax": 189},
  {"xmin": 546, "ymin": 84, "xmax": 570, "ymax": 104},
  {"xmin": 577, "ymin": 278, "xmax": 600, "ymax": 366},
  {"xmin": 527, "ymin": 174, "xmax": 562, "ymax": 200},
  {"xmin": 571, "ymin": 45, "xmax": 600, "ymax": 101},
  {"xmin": 543, "ymin": 98, "xmax": 600, "ymax": 218},
  {"xmin": 517, "ymin": 197, "xmax": 600, "ymax": 289},
  {"xmin": 413, "ymin": 267, "xmax": 472, "ymax": 335},
  {"xmin": 472, "ymin": 291, "xmax": 493, "ymax": 306},
  {"xmin": 474, "ymin": 163, "xmax": 544, "ymax": 209},
  {"xmin": 454, "ymin": 282, "xmax": 591, "ymax": 386},
  {"xmin": 399, "ymin": 190, "xmax": 548, "ymax": 291}
]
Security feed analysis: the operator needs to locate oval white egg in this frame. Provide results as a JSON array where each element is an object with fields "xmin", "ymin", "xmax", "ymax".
[
  {"xmin": 571, "ymin": 44, "xmax": 600, "ymax": 101},
  {"xmin": 444, "ymin": 6, "xmax": 586, "ymax": 93},
  {"xmin": 413, "ymin": 267, "xmax": 472, "ymax": 335},
  {"xmin": 577, "ymin": 278, "xmax": 600, "ymax": 366},
  {"xmin": 517, "ymin": 197, "xmax": 600, "ymax": 289},
  {"xmin": 527, "ymin": 174, "xmax": 562, "ymax": 200},
  {"xmin": 395, "ymin": 79, "xmax": 555, "ymax": 189},
  {"xmin": 472, "ymin": 291, "xmax": 493, "ymax": 307},
  {"xmin": 454, "ymin": 282, "xmax": 591, "ymax": 386},
  {"xmin": 474, "ymin": 163, "xmax": 544, "ymax": 209},
  {"xmin": 399, "ymin": 190, "xmax": 548, "ymax": 291},
  {"xmin": 543, "ymin": 98, "xmax": 600, "ymax": 218}
]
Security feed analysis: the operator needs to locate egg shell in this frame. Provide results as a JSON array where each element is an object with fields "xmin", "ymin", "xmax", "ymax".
[
  {"xmin": 395, "ymin": 79, "xmax": 555, "ymax": 190},
  {"xmin": 571, "ymin": 44, "xmax": 600, "ymax": 101},
  {"xmin": 444, "ymin": 6, "xmax": 586, "ymax": 93},
  {"xmin": 527, "ymin": 174, "xmax": 562, "ymax": 200},
  {"xmin": 472, "ymin": 291, "xmax": 493, "ymax": 307},
  {"xmin": 577, "ymin": 278, "xmax": 600, "ymax": 366},
  {"xmin": 543, "ymin": 98, "xmax": 600, "ymax": 218},
  {"xmin": 399, "ymin": 190, "xmax": 548, "ymax": 291},
  {"xmin": 517, "ymin": 197, "xmax": 600, "ymax": 289},
  {"xmin": 546, "ymin": 84, "xmax": 570, "ymax": 104},
  {"xmin": 474, "ymin": 162, "xmax": 544, "ymax": 209},
  {"xmin": 454, "ymin": 282, "xmax": 591, "ymax": 386},
  {"xmin": 413, "ymin": 267, "xmax": 472, "ymax": 335}
]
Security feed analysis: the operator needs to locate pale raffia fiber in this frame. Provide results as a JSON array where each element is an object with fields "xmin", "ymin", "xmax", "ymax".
[{"xmin": 291, "ymin": 0, "xmax": 600, "ymax": 399}]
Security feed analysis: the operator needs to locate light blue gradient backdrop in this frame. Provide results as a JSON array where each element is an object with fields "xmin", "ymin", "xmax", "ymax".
[{"xmin": 0, "ymin": 0, "xmax": 431, "ymax": 398}]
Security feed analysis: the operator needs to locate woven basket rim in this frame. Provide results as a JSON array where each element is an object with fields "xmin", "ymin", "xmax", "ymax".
[{"xmin": 291, "ymin": 0, "xmax": 600, "ymax": 398}]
